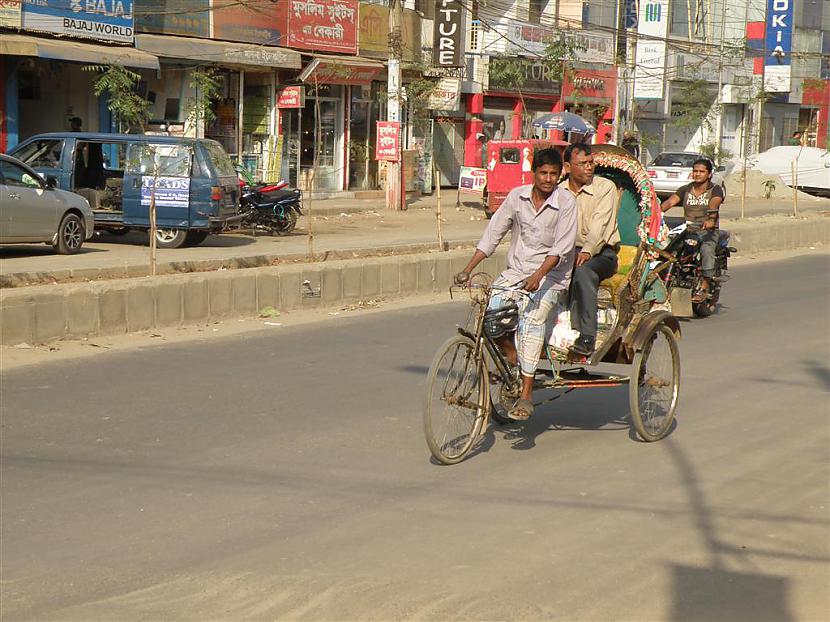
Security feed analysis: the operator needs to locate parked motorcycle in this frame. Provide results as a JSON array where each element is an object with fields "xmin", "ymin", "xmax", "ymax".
[
  {"xmin": 664, "ymin": 220, "xmax": 736, "ymax": 317},
  {"xmin": 238, "ymin": 184, "xmax": 302, "ymax": 236}
]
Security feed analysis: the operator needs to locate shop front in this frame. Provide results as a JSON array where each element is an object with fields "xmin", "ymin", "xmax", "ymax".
[
  {"xmin": 280, "ymin": 56, "xmax": 384, "ymax": 193},
  {"xmin": 558, "ymin": 67, "xmax": 618, "ymax": 144},
  {"xmin": 134, "ymin": 34, "xmax": 300, "ymax": 180},
  {"xmin": 1, "ymin": 33, "xmax": 159, "ymax": 148},
  {"xmin": 462, "ymin": 58, "xmax": 561, "ymax": 168}
]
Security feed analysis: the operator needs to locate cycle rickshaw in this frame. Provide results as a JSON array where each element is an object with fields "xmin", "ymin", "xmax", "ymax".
[{"xmin": 423, "ymin": 145, "xmax": 680, "ymax": 465}]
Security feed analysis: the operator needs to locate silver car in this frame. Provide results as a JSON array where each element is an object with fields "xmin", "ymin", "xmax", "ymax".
[
  {"xmin": 647, "ymin": 152, "xmax": 726, "ymax": 198},
  {"xmin": 0, "ymin": 154, "xmax": 94, "ymax": 254}
]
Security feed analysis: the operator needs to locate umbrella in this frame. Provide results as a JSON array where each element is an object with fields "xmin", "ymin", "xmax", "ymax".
[{"xmin": 532, "ymin": 112, "xmax": 595, "ymax": 134}]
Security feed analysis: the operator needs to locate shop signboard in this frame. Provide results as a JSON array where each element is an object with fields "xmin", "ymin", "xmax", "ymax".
[
  {"xmin": 489, "ymin": 57, "xmax": 561, "ymax": 95},
  {"xmin": 287, "ymin": 0, "xmax": 358, "ymax": 54},
  {"xmin": 633, "ymin": 0, "xmax": 669, "ymax": 100},
  {"xmin": 278, "ymin": 86, "xmax": 305, "ymax": 108},
  {"xmin": 22, "ymin": 0, "xmax": 135, "ymax": 43},
  {"xmin": 141, "ymin": 176, "xmax": 190, "ymax": 208},
  {"xmin": 135, "ymin": 0, "xmax": 209, "ymax": 38},
  {"xmin": 213, "ymin": 0, "xmax": 285, "ymax": 46},
  {"xmin": 427, "ymin": 77, "xmax": 461, "ymax": 111},
  {"xmin": 432, "ymin": 0, "xmax": 464, "ymax": 67},
  {"xmin": 0, "ymin": 0, "xmax": 22, "ymax": 28},
  {"xmin": 376, "ymin": 121, "xmax": 400, "ymax": 161},
  {"xmin": 764, "ymin": 0, "xmax": 793, "ymax": 93},
  {"xmin": 359, "ymin": 4, "xmax": 420, "ymax": 60},
  {"xmin": 503, "ymin": 21, "xmax": 612, "ymax": 66},
  {"xmin": 458, "ymin": 167, "xmax": 486, "ymax": 194}
]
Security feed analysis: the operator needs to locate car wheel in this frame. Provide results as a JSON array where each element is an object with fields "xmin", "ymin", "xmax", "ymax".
[
  {"xmin": 54, "ymin": 213, "xmax": 85, "ymax": 255},
  {"xmin": 154, "ymin": 228, "xmax": 188, "ymax": 249}
]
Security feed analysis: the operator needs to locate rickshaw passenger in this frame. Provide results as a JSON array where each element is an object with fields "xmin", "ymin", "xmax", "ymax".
[
  {"xmin": 660, "ymin": 158, "xmax": 724, "ymax": 301},
  {"xmin": 454, "ymin": 148, "xmax": 577, "ymax": 421},
  {"xmin": 559, "ymin": 143, "xmax": 621, "ymax": 358}
]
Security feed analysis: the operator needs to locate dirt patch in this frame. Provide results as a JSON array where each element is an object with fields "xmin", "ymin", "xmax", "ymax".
[{"xmin": 726, "ymin": 169, "xmax": 819, "ymax": 201}]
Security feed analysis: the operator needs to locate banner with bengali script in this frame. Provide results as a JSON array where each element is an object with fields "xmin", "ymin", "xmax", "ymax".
[{"xmin": 287, "ymin": 0, "xmax": 358, "ymax": 54}]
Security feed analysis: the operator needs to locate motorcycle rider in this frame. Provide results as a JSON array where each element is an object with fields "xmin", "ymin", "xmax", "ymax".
[
  {"xmin": 660, "ymin": 158, "xmax": 724, "ymax": 301},
  {"xmin": 454, "ymin": 148, "xmax": 577, "ymax": 421}
]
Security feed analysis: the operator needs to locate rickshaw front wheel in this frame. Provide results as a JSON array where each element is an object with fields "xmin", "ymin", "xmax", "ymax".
[
  {"xmin": 629, "ymin": 324, "xmax": 680, "ymax": 442},
  {"xmin": 423, "ymin": 336, "xmax": 488, "ymax": 464}
]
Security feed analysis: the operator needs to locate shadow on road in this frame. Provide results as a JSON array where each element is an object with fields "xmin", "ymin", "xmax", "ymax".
[{"xmin": 0, "ymin": 245, "xmax": 108, "ymax": 258}]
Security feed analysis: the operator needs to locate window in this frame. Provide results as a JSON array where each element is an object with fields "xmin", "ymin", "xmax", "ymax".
[
  {"xmin": 126, "ymin": 143, "xmax": 192, "ymax": 177},
  {"xmin": 0, "ymin": 161, "xmax": 42, "ymax": 189},
  {"xmin": 202, "ymin": 141, "xmax": 237, "ymax": 177},
  {"xmin": 14, "ymin": 139, "xmax": 64, "ymax": 169},
  {"xmin": 500, "ymin": 148, "xmax": 520, "ymax": 164}
]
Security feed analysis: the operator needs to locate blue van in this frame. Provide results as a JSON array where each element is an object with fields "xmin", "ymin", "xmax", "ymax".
[{"xmin": 10, "ymin": 133, "xmax": 241, "ymax": 248}]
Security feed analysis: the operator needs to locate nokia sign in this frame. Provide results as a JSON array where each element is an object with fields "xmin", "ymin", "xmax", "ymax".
[
  {"xmin": 432, "ymin": 0, "xmax": 465, "ymax": 68},
  {"xmin": 764, "ymin": 0, "xmax": 794, "ymax": 92}
]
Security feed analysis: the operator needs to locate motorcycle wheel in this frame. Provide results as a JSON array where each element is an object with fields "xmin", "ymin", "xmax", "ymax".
[{"xmin": 272, "ymin": 209, "xmax": 298, "ymax": 236}]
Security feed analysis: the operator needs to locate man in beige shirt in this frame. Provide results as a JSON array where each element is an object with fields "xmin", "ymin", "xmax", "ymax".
[{"xmin": 559, "ymin": 143, "xmax": 620, "ymax": 358}]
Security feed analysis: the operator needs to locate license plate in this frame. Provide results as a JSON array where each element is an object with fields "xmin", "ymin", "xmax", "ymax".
[{"xmin": 667, "ymin": 171, "xmax": 679, "ymax": 179}]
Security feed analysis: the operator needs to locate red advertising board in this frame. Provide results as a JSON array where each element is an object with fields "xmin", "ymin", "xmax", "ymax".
[
  {"xmin": 375, "ymin": 122, "xmax": 400, "ymax": 161},
  {"xmin": 277, "ymin": 86, "xmax": 305, "ymax": 108},
  {"xmin": 213, "ymin": 0, "xmax": 287, "ymax": 46},
  {"xmin": 287, "ymin": 0, "xmax": 358, "ymax": 54}
]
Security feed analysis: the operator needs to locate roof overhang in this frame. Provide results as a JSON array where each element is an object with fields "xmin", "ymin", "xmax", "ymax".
[
  {"xmin": 299, "ymin": 55, "xmax": 385, "ymax": 85},
  {"xmin": 134, "ymin": 34, "xmax": 301, "ymax": 70},
  {"xmin": 0, "ymin": 33, "xmax": 159, "ymax": 70}
]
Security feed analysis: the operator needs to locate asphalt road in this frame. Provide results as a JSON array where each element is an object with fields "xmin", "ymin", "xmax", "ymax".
[{"xmin": 1, "ymin": 255, "xmax": 828, "ymax": 621}]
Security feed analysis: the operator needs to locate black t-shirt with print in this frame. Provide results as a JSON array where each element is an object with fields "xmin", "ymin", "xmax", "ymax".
[{"xmin": 674, "ymin": 182, "xmax": 724, "ymax": 225}]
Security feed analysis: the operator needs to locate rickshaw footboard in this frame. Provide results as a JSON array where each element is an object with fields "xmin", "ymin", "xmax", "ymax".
[{"xmin": 534, "ymin": 367, "xmax": 630, "ymax": 390}]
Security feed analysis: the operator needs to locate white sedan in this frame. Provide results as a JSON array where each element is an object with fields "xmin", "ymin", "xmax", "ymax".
[
  {"xmin": 0, "ymin": 154, "xmax": 94, "ymax": 254},
  {"xmin": 647, "ymin": 152, "xmax": 726, "ymax": 198}
]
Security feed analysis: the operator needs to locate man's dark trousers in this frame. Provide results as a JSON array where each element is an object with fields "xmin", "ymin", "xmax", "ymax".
[{"xmin": 569, "ymin": 246, "xmax": 618, "ymax": 338}]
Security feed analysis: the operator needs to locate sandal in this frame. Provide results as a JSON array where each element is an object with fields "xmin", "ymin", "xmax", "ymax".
[{"xmin": 508, "ymin": 398, "xmax": 534, "ymax": 421}]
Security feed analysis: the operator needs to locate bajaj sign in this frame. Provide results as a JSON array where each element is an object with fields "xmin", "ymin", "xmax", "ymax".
[{"xmin": 432, "ymin": 0, "xmax": 465, "ymax": 67}]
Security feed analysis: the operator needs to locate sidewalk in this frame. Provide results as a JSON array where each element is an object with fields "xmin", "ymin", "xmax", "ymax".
[{"xmin": 1, "ymin": 193, "xmax": 828, "ymax": 288}]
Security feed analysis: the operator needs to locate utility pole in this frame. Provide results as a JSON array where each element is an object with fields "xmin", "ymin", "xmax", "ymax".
[
  {"xmin": 386, "ymin": 0, "xmax": 403, "ymax": 211},
  {"xmin": 713, "ymin": 0, "xmax": 727, "ymax": 163}
]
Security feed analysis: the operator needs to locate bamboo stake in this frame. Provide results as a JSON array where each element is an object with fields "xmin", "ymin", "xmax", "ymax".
[
  {"xmin": 434, "ymin": 159, "xmax": 444, "ymax": 251},
  {"xmin": 791, "ymin": 159, "xmax": 798, "ymax": 217},
  {"xmin": 149, "ymin": 148, "xmax": 159, "ymax": 276}
]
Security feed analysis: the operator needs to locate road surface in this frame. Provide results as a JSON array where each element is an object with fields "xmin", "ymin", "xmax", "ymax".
[{"xmin": 1, "ymin": 253, "xmax": 828, "ymax": 620}]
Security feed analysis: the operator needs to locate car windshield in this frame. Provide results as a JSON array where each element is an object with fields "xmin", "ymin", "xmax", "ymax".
[
  {"xmin": 652, "ymin": 153, "xmax": 699, "ymax": 167},
  {"xmin": 202, "ymin": 141, "xmax": 237, "ymax": 177}
]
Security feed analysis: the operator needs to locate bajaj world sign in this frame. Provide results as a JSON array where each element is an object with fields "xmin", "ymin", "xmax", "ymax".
[
  {"xmin": 22, "ymin": 0, "xmax": 134, "ymax": 43},
  {"xmin": 432, "ymin": 0, "xmax": 465, "ymax": 67}
]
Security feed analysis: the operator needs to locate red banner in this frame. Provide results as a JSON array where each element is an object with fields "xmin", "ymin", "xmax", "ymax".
[
  {"xmin": 375, "ymin": 122, "xmax": 400, "ymax": 161},
  {"xmin": 277, "ymin": 86, "xmax": 305, "ymax": 108},
  {"xmin": 287, "ymin": 0, "xmax": 358, "ymax": 54}
]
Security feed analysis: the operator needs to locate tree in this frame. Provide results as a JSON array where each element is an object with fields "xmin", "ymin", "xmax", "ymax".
[
  {"xmin": 486, "ymin": 35, "xmax": 584, "ymax": 137},
  {"xmin": 83, "ymin": 64, "xmax": 149, "ymax": 132},
  {"xmin": 184, "ymin": 67, "xmax": 222, "ymax": 136},
  {"xmin": 670, "ymin": 79, "xmax": 718, "ymax": 138}
]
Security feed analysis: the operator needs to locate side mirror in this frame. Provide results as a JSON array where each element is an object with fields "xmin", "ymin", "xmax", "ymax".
[
  {"xmin": 716, "ymin": 165, "xmax": 726, "ymax": 172},
  {"xmin": 45, "ymin": 175, "xmax": 58, "ymax": 189}
]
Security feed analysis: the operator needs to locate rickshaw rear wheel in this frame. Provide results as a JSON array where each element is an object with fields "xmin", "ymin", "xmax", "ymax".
[
  {"xmin": 630, "ymin": 324, "xmax": 680, "ymax": 442},
  {"xmin": 424, "ymin": 335, "xmax": 488, "ymax": 464}
]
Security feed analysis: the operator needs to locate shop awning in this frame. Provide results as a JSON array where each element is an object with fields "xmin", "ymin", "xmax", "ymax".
[
  {"xmin": 134, "ymin": 34, "xmax": 301, "ymax": 70},
  {"xmin": 299, "ymin": 56, "xmax": 385, "ymax": 85},
  {"xmin": 0, "ymin": 34, "xmax": 160, "ymax": 70}
]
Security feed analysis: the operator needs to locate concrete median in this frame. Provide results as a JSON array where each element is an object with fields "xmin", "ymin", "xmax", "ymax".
[
  {"xmin": 0, "ymin": 215, "xmax": 827, "ymax": 346},
  {"xmin": 0, "ymin": 250, "xmax": 506, "ymax": 346}
]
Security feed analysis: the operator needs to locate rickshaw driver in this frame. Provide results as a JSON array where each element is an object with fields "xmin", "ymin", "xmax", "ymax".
[
  {"xmin": 660, "ymin": 158, "xmax": 724, "ymax": 301},
  {"xmin": 560, "ymin": 143, "xmax": 621, "ymax": 359},
  {"xmin": 454, "ymin": 148, "xmax": 578, "ymax": 421}
]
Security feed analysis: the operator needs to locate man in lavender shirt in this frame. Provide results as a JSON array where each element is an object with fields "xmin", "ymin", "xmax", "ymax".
[{"xmin": 454, "ymin": 148, "xmax": 578, "ymax": 420}]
